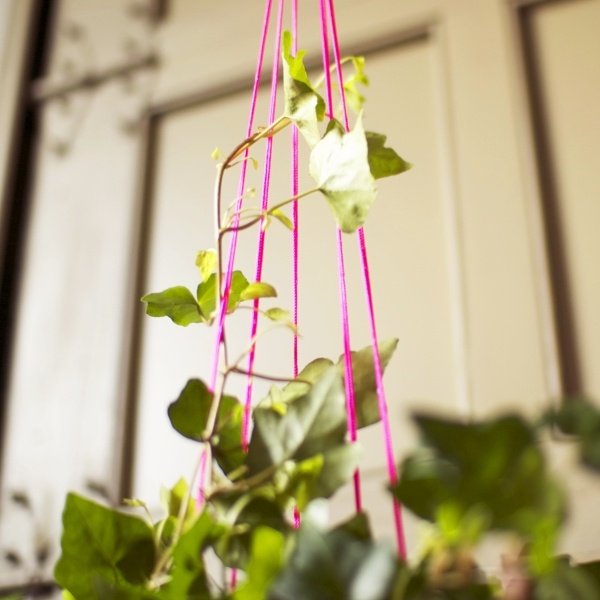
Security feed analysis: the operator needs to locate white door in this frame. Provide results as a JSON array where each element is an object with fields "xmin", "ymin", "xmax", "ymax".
[{"xmin": 0, "ymin": 0, "xmax": 598, "ymax": 590}]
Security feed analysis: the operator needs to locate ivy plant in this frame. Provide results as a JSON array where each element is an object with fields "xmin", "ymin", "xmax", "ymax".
[{"xmin": 48, "ymin": 32, "xmax": 600, "ymax": 600}]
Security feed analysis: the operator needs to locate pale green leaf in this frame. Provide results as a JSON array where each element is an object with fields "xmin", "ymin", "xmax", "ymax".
[
  {"xmin": 240, "ymin": 282, "xmax": 278, "ymax": 301},
  {"xmin": 366, "ymin": 131, "xmax": 411, "ymax": 180},
  {"xmin": 196, "ymin": 271, "xmax": 250, "ymax": 322},
  {"xmin": 343, "ymin": 56, "xmax": 369, "ymax": 114},
  {"xmin": 195, "ymin": 249, "xmax": 217, "ymax": 283},
  {"xmin": 270, "ymin": 208, "xmax": 294, "ymax": 230},
  {"xmin": 309, "ymin": 114, "xmax": 377, "ymax": 233},
  {"xmin": 282, "ymin": 30, "xmax": 326, "ymax": 148},
  {"xmin": 141, "ymin": 287, "xmax": 203, "ymax": 326},
  {"xmin": 264, "ymin": 308, "xmax": 292, "ymax": 322}
]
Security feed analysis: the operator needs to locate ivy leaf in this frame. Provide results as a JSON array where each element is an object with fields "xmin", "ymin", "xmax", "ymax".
[
  {"xmin": 141, "ymin": 287, "xmax": 203, "ymax": 326},
  {"xmin": 246, "ymin": 367, "xmax": 347, "ymax": 476},
  {"xmin": 343, "ymin": 56, "xmax": 369, "ymax": 114},
  {"xmin": 261, "ymin": 339, "xmax": 397, "ymax": 429},
  {"xmin": 212, "ymin": 494, "xmax": 289, "ymax": 570},
  {"xmin": 282, "ymin": 30, "xmax": 326, "ymax": 148},
  {"xmin": 366, "ymin": 132, "xmax": 411, "ymax": 180},
  {"xmin": 196, "ymin": 271, "xmax": 250, "ymax": 322},
  {"xmin": 268, "ymin": 518, "xmax": 396, "ymax": 600},
  {"xmin": 54, "ymin": 494, "xmax": 155, "ymax": 600},
  {"xmin": 264, "ymin": 308, "xmax": 292, "ymax": 322},
  {"xmin": 232, "ymin": 527, "xmax": 285, "ymax": 600},
  {"xmin": 534, "ymin": 560, "xmax": 600, "ymax": 599},
  {"xmin": 391, "ymin": 414, "xmax": 565, "ymax": 544},
  {"xmin": 339, "ymin": 338, "xmax": 398, "ymax": 429},
  {"xmin": 159, "ymin": 512, "xmax": 224, "ymax": 600},
  {"xmin": 269, "ymin": 208, "xmax": 294, "ymax": 230},
  {"xmin": 309, "ymin": 114, "xmax": 377, "ymax": 233},
  {"xmin": 168, "ymin": 379, "xmax": 244, "ymax": 475},
  {"xmin": 195, "ymin": 250, "xmax": 217, "ymax": 283},
  {"xmin": 240, "ymin": 282, "xmax": 278, "ymax": 301},
  {"xmin": 159, "ymin": 478, "xmax": 196, "ymax": 527},
  {"xmin": 545, "ymin": 397, "xmax": 600, "ymax": 471}
]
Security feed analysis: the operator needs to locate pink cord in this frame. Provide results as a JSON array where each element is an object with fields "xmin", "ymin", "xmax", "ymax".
[
  {"xmin": 241, "ymin": 0, "xmax": 286, "ymax": 452},
  {"xmin": 327, "ymin": 0, "xmax": 406, "ymax": 558},
  {"xmin": 209, "ymin": 0, "xmax": 274, "ymax": 393},
  {"xmin": 319, "ymin": 0, "xmax": 362, "ymax": 514}
]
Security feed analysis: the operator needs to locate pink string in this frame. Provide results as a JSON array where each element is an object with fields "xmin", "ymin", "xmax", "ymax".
[
  {"xmin": 326, "ymin": 0, "xmax": 406, "ymax": 558},
  {"xmin": 319, "ymin": 0, "xmax": 362, "ymax": 514},
  {"xmin": 196, "ymin": 448, "xmax": 208, "ymax": 510},
  {"xmin": 242, "ymin": 0, "xmax": 286, "ymax": 451},
  {"xmin": 291, "ymin": 0, "xmax": 301, "ymax": 532},
  {"xmin": 208, "ymin": 0, "xmax": 274, "ymax": 393}
]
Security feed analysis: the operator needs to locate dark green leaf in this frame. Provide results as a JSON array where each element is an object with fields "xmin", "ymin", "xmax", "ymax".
[
  {"xmin": 268, "ymin": 521, "xmax": 396, "ymax": 600},
  {"xmin": 141, "ymin": 286, "xmax": 203, "ymax": 326},
  {"xmin": 534, "ymin": 560, "xmax": 600, "ymax": 599},
  {"xmin": 54, "ymin": 494, "xmax": 155, "ymax": 600},
  {"xmin": 233, "ymin": 527, "xmax": 285, "ymax": 600},
  {"xmin": 246, "ymin": 367, "xmax": 347, "ymax": 475},
  {"xmin": 309, "ymin": 115, "xmax": 377, "ymax": 233},
  {"xmin": 392, "ymin": 414, "xmax": 565, "ymax": 544},
  {"xmin": 282, "ymin": 30, "xmax": 326, "ymax": 148},
  {"xmin": 213, "ymin": 494, "xmax": 289, "ymax": 570},
  {"xmin": 366, "ymin": 131, "xmax": 411, "ymax": 180},
  {"xmin": 545, "ymin": 398, "xmax": 600, "ymax": 472},
  {"xmin": 168, "ymin": 379, "xmax": 244, "ymax": 475}
]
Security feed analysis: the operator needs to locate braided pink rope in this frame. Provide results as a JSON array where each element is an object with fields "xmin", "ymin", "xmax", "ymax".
[
  {"xmin": 208, "ymin": 0, "xmax": 274, "ymax": 393},
  {"xmin": 319, "ymin": 0, "xmax": 362, "ymax": 514},
  {"xmin": 291, "ymin": 0, "xmax": 301, "ymax": 531},
  {"xmin": 326, "ymin": 0, "xmax": 406, "ymax": 558},
  {"xmin": 241, "ymin": 0, "xmax": 286, "ymax": 452}
]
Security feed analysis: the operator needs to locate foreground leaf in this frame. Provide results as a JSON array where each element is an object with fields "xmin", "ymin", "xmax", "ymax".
[
  {"xmin": 309, "ymin": 115, "xmax": 377, "ymax": 233},
  {"xmin": 392, "ymin": 414, "xmax": 565, "ymax": 545},
  {"xmin": 240, "ymin": 282, "xmax": 278, "ymax": 301},
  {"xmin": 54, "ymin": 494, "xmax": 155, "ymax": 600},
  {"xmin": 233, "ymin": 527, "xmax": 285, "ymax": 600},
  {"xmin": 268, "ymin": 517, "xmax": 396, "ymax": 600}
]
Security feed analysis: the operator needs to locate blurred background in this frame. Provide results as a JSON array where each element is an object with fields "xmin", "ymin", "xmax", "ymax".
[{"xmin": 0, "ymin": 0, "xmax": 598, "ymax": 595}]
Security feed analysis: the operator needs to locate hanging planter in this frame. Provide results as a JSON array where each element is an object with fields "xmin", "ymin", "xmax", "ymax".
[{"xmin": 52, "ymin": 2, "xmax": 600, "ymax": 599}]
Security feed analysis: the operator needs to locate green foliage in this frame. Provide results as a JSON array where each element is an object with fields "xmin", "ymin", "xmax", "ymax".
[
  {"xmin": 309, "ymin": 115, "xmax": 377, "ymax": 233},
  {"xmin": 391, "ymin": 414, "xmax": 564, "ymax": 550},
  {"xmin": 54, "ymin": 494, "xmax": 155, "ymax": 599},
  {"xmin": 268, "ymin": 514, "xmax": 397, "ymax": 600}
]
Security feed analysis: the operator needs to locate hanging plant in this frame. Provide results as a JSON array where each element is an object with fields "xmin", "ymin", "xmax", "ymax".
[{"xmin": 49, "ymin": 17, "xmax": 600, "ymax": 600}]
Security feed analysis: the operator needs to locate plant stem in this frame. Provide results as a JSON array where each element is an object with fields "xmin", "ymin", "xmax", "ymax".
[{"xmin": 229, "ymin": 366, "xmax": 313, "ymax": 385}]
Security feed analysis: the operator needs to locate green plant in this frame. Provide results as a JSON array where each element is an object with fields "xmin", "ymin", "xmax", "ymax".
[{"xmin": 52, "ymin": 33, "xmax": 600, "ymax": 600}]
